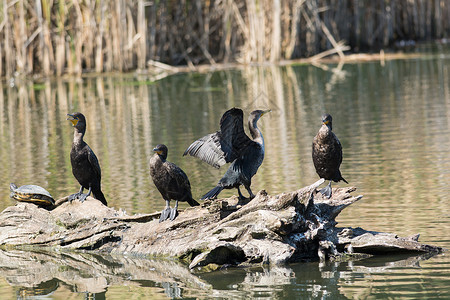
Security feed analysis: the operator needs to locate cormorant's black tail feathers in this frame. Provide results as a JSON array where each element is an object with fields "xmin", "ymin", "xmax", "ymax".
[
  {"xmin": 92, "ymin": 190, "xmax": 108, "ymax": 206},
  {"xmin": 201, "ymin": 186, "xmax": 223, "ymax": 200},
  {"xmin": 187, "ymin": 197, "xmax": 200, "ymax": 207},
  {"xmin": 336, "ymin": 170, "xmax": 348, "ymax": 184}
]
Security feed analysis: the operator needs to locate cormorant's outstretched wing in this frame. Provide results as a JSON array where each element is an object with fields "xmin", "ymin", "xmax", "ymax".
[
  {"xmin": 219, "ymin": 108, "xmax": 253, "ymax": 162},
  {"xmin": 183, "ymin": 108, "xmax": 253, "ymax": 168},
  {"xmin": 87, "ymin": 146, "xmax": 102, "ymax": 180},
  {"xmin": 183, "ymin": 132, "xmax": 226, "ymax": 168}
]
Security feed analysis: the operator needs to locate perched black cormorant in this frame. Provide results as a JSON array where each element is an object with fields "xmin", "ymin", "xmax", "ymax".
[
  {"xmin": 183, "ymin": 108, "xmax": 271, "ymax": 200},
  {"xmin": 67, "ymin": 112, "xmax": 107, "ymax": 205},
  {"xmin": 312, "ymin": 114, "xmax": 348, "ymax": 198},
  {"xmin": 149, "ymin": 144, "xmax": 200, "ymax": 222}
]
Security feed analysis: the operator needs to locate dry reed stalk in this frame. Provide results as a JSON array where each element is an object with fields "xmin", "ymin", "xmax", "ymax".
[
  {"xmin": 270, "ymin": 0, "xmax": 281, "ymax": 62},
  {"xmin": 285, "ymin": 0, "xmax": 305, "ymax": 59},
  {"xmin": 126, "ymin": 5, "xmax": 135, "ymax": 70},
  {"xmin": 55, "ymin": 0, "xmax": 66, "ymax": 75},
  {"xmin": 14, "ymin": 0, "xmax": 25, "ymax": 72},
  {"xmin": 2, "ymin": 0, "xmax": 13, "ymax": 77},
  {"xmin": 83, "ymin": 0, "xmax": 95, "ymax": 71},
  {"xmin": 110, "ymin": 1, "xmax": 120, "ymax": 71},
  {"xmin": 147, "ymin": 1, "xmax": 156, "ymax": 60},
  {"xmin": 137, "ymin": 0, "xmax": 146, "ymax": 70},
  {"xmin": 103, "ymin": 2, "xmax": 113, "ymax": 72},
  {"xmin": 216, "ymin": 1, "xmax": 228, "ymax": 61},
  {"xmin": 95, "ymin": 0, "xmax": 105, "ymax": 73},
  {"xmin": 42, "ymin": 0, "xmax": 54, "ymax": 75}
]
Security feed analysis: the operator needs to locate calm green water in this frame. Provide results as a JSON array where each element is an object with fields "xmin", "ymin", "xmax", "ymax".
[{"xmin": 0, "ymin": 48, "xmax": 449, "ymax": 298}]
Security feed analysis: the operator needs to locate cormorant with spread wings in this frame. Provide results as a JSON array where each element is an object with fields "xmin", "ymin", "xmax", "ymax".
[{"xmin": 183, "ymin": 107, "xmax": 270, "ymax": 200}]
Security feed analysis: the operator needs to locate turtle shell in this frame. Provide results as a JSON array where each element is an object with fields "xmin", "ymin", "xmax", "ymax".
[{"xmin": 10, "ymin": 183, "xmax": 55, "ymax": 206}]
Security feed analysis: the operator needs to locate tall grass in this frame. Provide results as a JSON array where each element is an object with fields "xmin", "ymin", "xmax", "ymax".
[{"xmin": 0, "ymin": 0, "xmax": 448, "ymax": 77}]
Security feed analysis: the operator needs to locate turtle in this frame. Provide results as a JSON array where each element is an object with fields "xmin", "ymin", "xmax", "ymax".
[{"xmin": 10, "ymin": 183, "xmax": 55, "ymax": 207}]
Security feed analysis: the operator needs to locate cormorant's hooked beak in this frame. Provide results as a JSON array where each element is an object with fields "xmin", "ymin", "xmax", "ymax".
[
  {"xmin": 153, "ymin": 148, "xmax": 163, "ymax": 155},
  {"xmin": 261, "ymin": 109, "xmax": 271, "ymax": 116},
  {"xmin": 67, "ymin": 114, "xmax": 78, "ymax": 126},
  {"xmin": 322, "ymin": 120, "xmax": 330, "ymax": 125}
]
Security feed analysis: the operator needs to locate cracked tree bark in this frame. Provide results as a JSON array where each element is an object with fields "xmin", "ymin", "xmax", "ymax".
[{"xmin": 0, "ymin": 179, "xmax": 442, "ymax": 271}]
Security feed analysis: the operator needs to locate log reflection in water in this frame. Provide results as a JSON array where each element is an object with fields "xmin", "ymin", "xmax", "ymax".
[{"xmin": 0, "ymin": 249, "xmax": 440, "ymax": 299}]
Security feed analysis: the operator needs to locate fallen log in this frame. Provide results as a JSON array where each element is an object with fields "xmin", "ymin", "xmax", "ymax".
[{"xmin": 0, "ymin": 179, "xmax": 443, "ymax": 271}]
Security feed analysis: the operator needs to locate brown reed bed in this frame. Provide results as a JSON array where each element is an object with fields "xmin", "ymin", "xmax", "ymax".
[{"xmin": 0, "ymin": 0, "xmax": 448, "ymax": 77}]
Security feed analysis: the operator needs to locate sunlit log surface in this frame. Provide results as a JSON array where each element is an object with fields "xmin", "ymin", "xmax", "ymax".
[{"xmin": 0, "ymin": 179, "xmax": 442, "ymax": 271}]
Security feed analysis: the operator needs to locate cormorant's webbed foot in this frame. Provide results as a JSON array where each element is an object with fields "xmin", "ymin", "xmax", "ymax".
[
  {"xmin": 246, "ymin": 187, "xmax": 256, "ymax": 199},
  {"xmin": 159, "ymin": 200, "xmax": 172, "ymax": 223},
  {"xmin": 159, "ymin": 207, "xmax": 171, "ymax": 222},
  {"xmin": 319, "ymin": 181, "xmax": 332, "ymax": 199},
  {"xmin": 169, "ymin": 208, "xmax": 179, "ymax": 221},
  {"xmin": 68, "ymin": 193, "xmax": 79, "ymax": 202},
  {"xmin": 237, "ymin": 187, "xmax": 246, "ymax": 201},
  {"xmin": 169, "ymin": 201, "xmax": 179, "ymax": 221},
  {"xmin": 237, "ymin": 186, "xmax": 255, "ymax": 205},
  {"xmin": 68, "ymin": 186, "xmax": 84, "ymax": 202},
  {"xmin": 78, "ymin": 186, "xmax": 92, "ymax": 203},
  {"xmin": 78, "ymin": 193, "xmax": 88, "ymax": 202}
]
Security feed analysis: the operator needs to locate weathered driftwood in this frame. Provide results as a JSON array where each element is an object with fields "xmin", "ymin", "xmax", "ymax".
[{"xmin": 0, "ymin": 179, "xmax": 442, "ymax": 271}]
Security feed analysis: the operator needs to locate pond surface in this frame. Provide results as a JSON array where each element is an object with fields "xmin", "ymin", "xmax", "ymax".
[{"xmin": 0, "ymin": 46, "xmax": 449, "ymax": 298}]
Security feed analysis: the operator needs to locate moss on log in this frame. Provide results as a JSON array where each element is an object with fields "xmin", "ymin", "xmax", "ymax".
[{"xmin": 0, "ymin": 179, "xmax": 442, "ymax": 271}]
